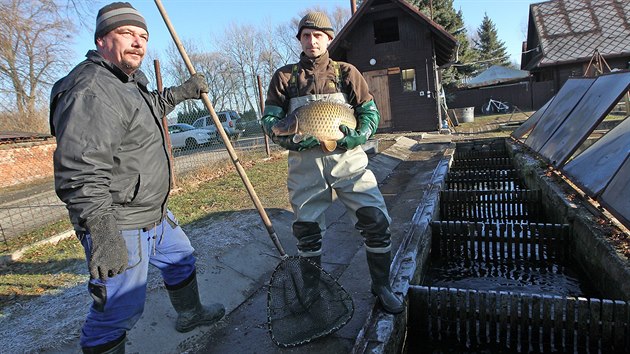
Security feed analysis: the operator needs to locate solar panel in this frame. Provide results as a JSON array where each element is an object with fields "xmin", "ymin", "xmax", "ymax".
[
  {"xmin": 599, "ymin": 155, "xmax": 630, "ymax": 230},
  {"xmin": 561, "ymin": 117, "xmax": 630, "ymax": 196},
  {"xmin": 538, "ymin": 71, "xmax": 630, "ymax": 166},
  {"xmin": 524, "ymin": 78, "xmax": 595, "ymax": 153},
  {"xmin": 511, "ymin": 95, "xmax": 554, "ymax": 140}
]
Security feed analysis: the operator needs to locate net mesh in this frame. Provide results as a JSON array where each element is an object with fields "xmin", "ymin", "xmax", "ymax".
[{"xmin": 267, "ymin": 256, "xmax": 354, "ymax": 347}]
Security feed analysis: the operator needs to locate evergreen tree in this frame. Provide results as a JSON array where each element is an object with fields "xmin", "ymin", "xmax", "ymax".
[
  {"xmin": 473, "ymin": 13, "xmax": 511, "ymax": 71},
  {"xmin": 408, "ymin": 0, "xmax": 478, "ymax": 88}
]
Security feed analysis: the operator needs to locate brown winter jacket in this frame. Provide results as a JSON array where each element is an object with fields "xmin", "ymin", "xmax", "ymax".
[{"xmin": 265, "ymin": 51, "xmax": 373, "ymax": 112}]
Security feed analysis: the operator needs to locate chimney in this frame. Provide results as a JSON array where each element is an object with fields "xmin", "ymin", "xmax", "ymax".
[{"xmin": 350, "ymin": 0, "xmax": 357, "ymax": 15}]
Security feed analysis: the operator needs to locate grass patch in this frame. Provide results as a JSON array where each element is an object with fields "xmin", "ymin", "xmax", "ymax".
[
  {"xmin": 1, "ymin": 219, "xmax": 73, "ymax": 257},
  {"xmin": 0, "ymin": 151, "xmax": 290, "ymax": 311},
  {"xmin": 169, "ymin": 152, "xmax": 290, "ymax": 224},
  {"xmin": 0, "ymin": 237, "xmax": 86, "ymax": 310},
  {"xmin": 451, "ymin": 111, "xmax": 532, "ymax": 138}
]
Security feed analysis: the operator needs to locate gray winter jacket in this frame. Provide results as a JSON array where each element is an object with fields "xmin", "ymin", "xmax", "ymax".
[{"xmin": 50, "ymin": 50, "xmax": 182, "ymax": 232}]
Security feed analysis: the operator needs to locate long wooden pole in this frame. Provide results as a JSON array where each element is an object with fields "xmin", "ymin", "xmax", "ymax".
[{"xmin": 153, "ymin": 0, "xmax": 286, "ymax": 256}]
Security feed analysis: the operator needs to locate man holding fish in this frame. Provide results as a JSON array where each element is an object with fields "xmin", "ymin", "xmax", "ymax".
[{"xmin": 261, "ymin": 11, "xmax": 404, "ymax": 314}]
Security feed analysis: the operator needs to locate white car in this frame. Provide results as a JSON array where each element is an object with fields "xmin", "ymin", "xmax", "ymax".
[{"xmin": 167, "ymin": 123, "xmax": 215, "ymax": 149}]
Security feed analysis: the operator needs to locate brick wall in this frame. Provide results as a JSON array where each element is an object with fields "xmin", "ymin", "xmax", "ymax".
[{"xmin": 0, "ymin": 140, "xmax": 56, "ymax": 188}]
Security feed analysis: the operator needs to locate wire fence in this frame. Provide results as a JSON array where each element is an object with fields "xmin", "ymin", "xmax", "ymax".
[{"xmin": 0, "ymin": 117, "xmax": 275, "ymax": 255}]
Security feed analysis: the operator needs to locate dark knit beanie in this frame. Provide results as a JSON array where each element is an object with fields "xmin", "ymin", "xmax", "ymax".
[
  {"xmin": 94, "ymin": 2, "xmax": 148, "ymax": 42},
  {"xmin": 296, "ymin": 11, "xmax": 334, "ymax": 39}
]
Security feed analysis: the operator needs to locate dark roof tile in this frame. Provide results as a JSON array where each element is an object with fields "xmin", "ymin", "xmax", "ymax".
[{"xmin": 531, "ymin": 0, "xmax": 630, "ymax": 66}]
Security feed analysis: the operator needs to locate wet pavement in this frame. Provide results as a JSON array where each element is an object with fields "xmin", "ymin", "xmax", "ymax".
[
  {"xmin": 34, "ymin": 133, "xmax": 453, "ymax": 354},
  {"xmin": 189, "ymin": 135, "xmax": 452, "ymax": 354}
]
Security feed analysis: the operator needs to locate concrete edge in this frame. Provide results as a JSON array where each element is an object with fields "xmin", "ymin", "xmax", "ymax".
[
  {"xmin": 351, "ymin": 143, "xmax": 455, "ymax": 353},
  {"xmin": 0, "ymin": 229, "xmax": 75, "ymax": 266}
]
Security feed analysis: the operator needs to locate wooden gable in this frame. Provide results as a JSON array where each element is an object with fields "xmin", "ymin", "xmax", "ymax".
[{"xmin": 329, "ymin": 0, "xmax": 457, "ymax": 132}]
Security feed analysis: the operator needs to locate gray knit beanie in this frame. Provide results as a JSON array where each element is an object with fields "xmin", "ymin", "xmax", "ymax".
[
  {"xmin": 296, "ymin": 11, "xmax": 334, "ymax": 39},
  {"xmin": 94, "ymin": 2, "xmax": 148, "ymax": 42}
]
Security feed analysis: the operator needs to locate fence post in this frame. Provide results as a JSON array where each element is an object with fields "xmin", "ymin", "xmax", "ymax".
[{"xmin": 257, "ymin": 75, "xmax": 271, "ymax": 157}]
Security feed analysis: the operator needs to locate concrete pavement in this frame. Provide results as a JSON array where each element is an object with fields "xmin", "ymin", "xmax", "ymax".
[{"xmin": 31, "ymin": 133, "xmax": 453, "ymax": 354}]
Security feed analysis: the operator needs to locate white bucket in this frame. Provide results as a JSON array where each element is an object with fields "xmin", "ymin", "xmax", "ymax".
[
  {"xmin": 449, "ymin": 107, "xmax": 475, "ymax": 123},
  {"xmin": 459, "ymin": 107, "xmax": 475, "ymax": 123}
]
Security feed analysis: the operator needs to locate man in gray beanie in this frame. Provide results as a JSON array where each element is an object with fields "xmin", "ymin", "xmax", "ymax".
[
  {"xmin": 261, "ymin": 11, "xmax": 404, "ymax": 315},
  {"xmin": 50, "ymin": 2, "xmax": 224, "ymax": 353}
]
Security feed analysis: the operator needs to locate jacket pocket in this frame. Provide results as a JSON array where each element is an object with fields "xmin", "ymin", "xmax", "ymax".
[{"xmin": 110, "ymin": 174, "xmax": 140, "ymax": 204}]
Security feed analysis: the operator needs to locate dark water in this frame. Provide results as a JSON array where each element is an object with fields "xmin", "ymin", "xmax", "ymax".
[
  {"xmin": 408, "ymin": 144, "xmax": 608, "ymax": 353},
  {"xmin": 423, "ymin": 256, "xmax": 596, "ymax": 298},
  {"xmin": 405, "ymin": 256, "xmax": 599, "ymax": 353}
]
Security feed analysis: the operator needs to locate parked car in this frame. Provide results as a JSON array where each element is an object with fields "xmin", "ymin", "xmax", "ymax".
[
  {"xmin": 240, "ymin": 119, "xmax": 263, "ymax": 137},
  {"xmin": 167, "ymin": 123, "xmax": 215, "ymax": 149},
  {"xmin": 192, "ymin": 110, "xmax": 245, "ymax": 141}
]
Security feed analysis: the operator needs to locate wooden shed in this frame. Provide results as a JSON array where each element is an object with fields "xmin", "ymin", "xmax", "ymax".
[{"xmin": 329, "ymin": 0, "xmax": 457, "ymax": 132}]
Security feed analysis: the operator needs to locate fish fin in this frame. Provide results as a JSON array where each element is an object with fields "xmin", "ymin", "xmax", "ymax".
[{"xmin": 321, "ymin": 140, "xmax": 337, "ymax": 152}]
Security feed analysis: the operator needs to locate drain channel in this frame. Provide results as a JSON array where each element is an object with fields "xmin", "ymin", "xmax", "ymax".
[{"xmin": 408, "ymin": 139, "xmax": 629, "ymax": 353}]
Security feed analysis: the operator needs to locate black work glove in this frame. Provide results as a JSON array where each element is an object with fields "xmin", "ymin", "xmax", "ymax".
[
  {"xmin": 337, "ymin": 124, "xmax": 370, "ymax": 150},
  {"xmin": 272, "ymin": 134, "xmax": 319, "ymax": 151},
  {"xmin": 170, "ymin": 73, "xmax": 209, "ymax": 102},
  {"xmin": 85, "ymin": 214, "xmax": 128, "ymax": 281}
]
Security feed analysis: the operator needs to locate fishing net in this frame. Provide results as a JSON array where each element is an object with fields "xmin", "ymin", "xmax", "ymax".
[{"xmin": 267, "ymin": 256, "xmax": 354, "ymax": 347}]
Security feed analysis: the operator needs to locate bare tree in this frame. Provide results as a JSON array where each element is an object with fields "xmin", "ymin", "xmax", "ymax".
[
  {"xmin": 329, "ymin": 5, "xmax": 351, "ymax": 34},
  {"xmin": 272, "ymin": 21, "xmax": 302, "ymax": 65},
  {"xmin": 219, "ymin": 22, "xmax": 264, "ymax": 115},
  {"xmin": 162, "ymin": 39, "xmax": 211, "ymax": 115},
  {"xmin": 0, "ymin": 0, "xmax": 95, "ymax": 133},
  {"xmin": 0, "ymin": 0, "xmax": 75, "ymax": 133},
  {"xmin": 195, "ymin": 51, "xmax": 240, "ymax": 113}
]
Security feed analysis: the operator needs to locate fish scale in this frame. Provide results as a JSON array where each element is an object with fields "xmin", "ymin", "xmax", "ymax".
[{"xmin": 272, "ymin": 100, "xmax": 357, "ymax": 152}]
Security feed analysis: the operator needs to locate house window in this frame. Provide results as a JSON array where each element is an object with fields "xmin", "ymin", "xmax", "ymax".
[
  {"xmin": 373, "ymin": 17, "xmax": 399, "ymax": 44},
  {"xmin": 401, "ymin": 69, "xmax": 416, "ymax": 92}
]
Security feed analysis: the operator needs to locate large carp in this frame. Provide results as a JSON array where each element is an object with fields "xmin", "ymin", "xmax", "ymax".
[{"xmin": 272, "ymin": 100, "xmax": 357, "ymax": 152}]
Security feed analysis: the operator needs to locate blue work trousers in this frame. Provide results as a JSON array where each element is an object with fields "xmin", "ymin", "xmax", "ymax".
[{"xmin": 78, "ymin": 210, "xmax": 196, "ymax": 348}]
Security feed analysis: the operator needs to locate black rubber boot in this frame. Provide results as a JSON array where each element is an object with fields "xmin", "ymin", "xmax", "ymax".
[
  {"xmin": 166, "ymin": 271, "xmax": 225, "ymax": 333},
  {"xmin": 366, "ymin": 251, "xmax": 404, "ymax": 314},
  {"xmin": 82, "ymin": 334, "xmax": 126, "ymax": 354},
  {"xmin": 299, "ymin": 255, "xmax": 322, "ymax": 307}
]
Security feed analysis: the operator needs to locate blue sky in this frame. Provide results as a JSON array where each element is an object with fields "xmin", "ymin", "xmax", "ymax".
[{"xmin": 73, "ymin": 0, "xmax": 540, "ymax": 66}]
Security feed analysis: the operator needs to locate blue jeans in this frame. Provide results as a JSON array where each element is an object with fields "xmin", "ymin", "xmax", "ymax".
[{"xmin": 78, "ymin": 210, "xmax": 196, "ymax": 348}]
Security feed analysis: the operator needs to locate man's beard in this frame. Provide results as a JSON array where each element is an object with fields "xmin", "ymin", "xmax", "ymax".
[{"xmin": 121, "ymin": 58, "xmax": 142, "ymax": 73}]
